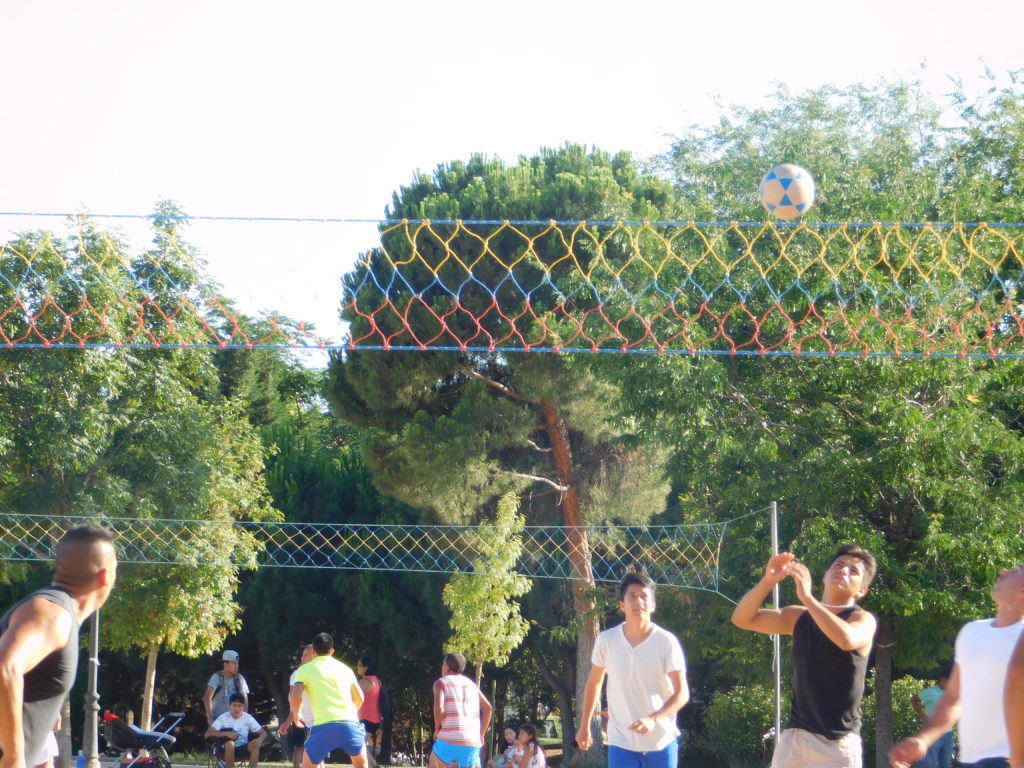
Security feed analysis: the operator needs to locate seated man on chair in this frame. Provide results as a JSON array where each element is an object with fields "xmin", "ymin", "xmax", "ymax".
[{"xmin": 205, "ymin": 693, "xmax": 268, "ymax": 768}]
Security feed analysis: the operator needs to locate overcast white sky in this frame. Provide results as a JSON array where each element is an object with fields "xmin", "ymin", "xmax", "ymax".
[{"xmin": 1, "ymin": 0, "xmax": 1022, "ymax": 344}]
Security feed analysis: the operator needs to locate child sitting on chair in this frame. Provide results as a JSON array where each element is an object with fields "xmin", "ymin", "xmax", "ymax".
[{"xmin": 205, "ymin": 694, "xmax": 268, "ymax": 768}]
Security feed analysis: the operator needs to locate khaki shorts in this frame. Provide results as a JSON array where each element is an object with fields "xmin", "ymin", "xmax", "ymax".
[{"xmin": 770, "ymin": 727, "xmax": 862, "ymax": 768}]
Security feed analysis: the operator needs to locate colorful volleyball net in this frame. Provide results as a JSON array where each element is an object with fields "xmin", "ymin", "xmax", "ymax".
[
  {"xmin": 2, "ymin": 214, "xmax": 1024, "ymax": 357},
  {"xmin": 0, "ymin": 512, "xmax": 740, "ymax": 591}
]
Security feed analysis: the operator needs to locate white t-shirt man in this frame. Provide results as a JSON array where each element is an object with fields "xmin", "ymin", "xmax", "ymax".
[
  {"xmin": 211, "ymin": 711, "xmax": 263, "ymax": 748},
  {"xmin": 592, "ymin": 622, "xmax": 687, "ymax": 751},
  {"xmin": 288, "ymin": 668, "xmax": 314, "ymax": 726},
  {"xmin": 956, "ymin": 618, "xmax": 1024, "ymax": 763}
]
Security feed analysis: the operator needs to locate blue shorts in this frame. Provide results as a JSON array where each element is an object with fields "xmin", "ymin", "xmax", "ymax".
[
  {"xmin": 431, "ymin": 740, "xmax": 481, "ymax": 768},
  {"xmin": 304, "ymin": 721, "xmax": 365, "ymax": 764},
  {"xmin": 608, "ymin": 740, "xmax": 678, "ymax": 768}
]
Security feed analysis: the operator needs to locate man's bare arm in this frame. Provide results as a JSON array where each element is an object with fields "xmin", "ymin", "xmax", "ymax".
[
  {"xmin": 478, "ymin": 690, "xmax": 493, "ymax": 746},
  {"xmin": 732, "ymin": 553, "xmax": 803, "ymax": 636},
  {"xmin": 203, "ymin": 687, "xmax": 216, "ymax": 725},
  {"xmin": 890, "ymin": 664, "xmax": 962, "ymax": 768},
  {"xmin": 1006, "ymin": 633, "xmax": 1024, "ymax": 768},
  {"xmin": 432, "ymin": 680, "xmax": 444, "ymax": 737},
  {"xmin": 574, "ymin": 664, "xmax": 606, "ymax": 751},
  {"xmin": 282, "ymin": 683, "xmax": 305, "ymax": 733}
]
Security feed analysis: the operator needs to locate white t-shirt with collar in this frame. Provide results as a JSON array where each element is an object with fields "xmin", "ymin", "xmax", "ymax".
[
  {"xmin": 955, "ymin": 617, "xmax": 1024, "ymax": 763},
  {"xmin": 591, "ymin": 622, "xmax": 687, "ymax": 752}
]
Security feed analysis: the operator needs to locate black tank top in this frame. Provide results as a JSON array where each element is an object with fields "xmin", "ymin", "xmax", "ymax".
[
  {"xmin": 786, "ymin": 606, "xmax": 868, "ymax": 739},
  {"xmin": 0, "ymin": 586, "xmax": 80, "ymax": 761}
]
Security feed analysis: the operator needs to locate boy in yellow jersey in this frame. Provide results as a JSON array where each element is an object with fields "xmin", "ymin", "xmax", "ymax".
[{"xmin": 282, "ymin": 633, "xmax": 367, "ymax": 768}]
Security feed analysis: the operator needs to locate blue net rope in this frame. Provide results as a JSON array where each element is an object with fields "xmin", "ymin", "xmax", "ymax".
[
  {"xmin": 0, "ymin": 512, "xmax": 755, "ymax": 591},
  {"xmin": 2, "ymin": 213, "xmax": 1024, "ymax": 357}
]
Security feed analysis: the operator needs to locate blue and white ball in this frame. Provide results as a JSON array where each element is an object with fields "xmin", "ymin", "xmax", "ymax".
[{"xmin": 759, "ymin": 163, "xmax": 815, "ymax": 220}]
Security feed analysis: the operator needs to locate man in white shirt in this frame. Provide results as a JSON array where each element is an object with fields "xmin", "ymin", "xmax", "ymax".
[
  {"xmin": 1007, "ymin": 630, "xmax": 1024, "ymax": 768},
  {"xmin": 575, "ymin": 572, "xmax": 689, "ymax": 768},
  {"xmin": 205, "ymin": 694, "xmax": 267, "ymax": 768},
  {"xmin": 282, "ymin": 645, "xmax": 318, "ymax": 768},
  {"xmin": 891, "ymin": 564, "xmax": 1024, "ymax": 768}
]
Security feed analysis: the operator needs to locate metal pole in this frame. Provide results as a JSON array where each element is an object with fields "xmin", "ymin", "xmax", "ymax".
[
  {"xmin": 83, "ymin": 611, "xmax": 100, "ymax": 768},
  {"xmin": 770, "ymin": 501, "xmax": 782, "ymax": 742}
]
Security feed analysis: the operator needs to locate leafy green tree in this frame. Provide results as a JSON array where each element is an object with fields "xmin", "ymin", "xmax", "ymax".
[
  {"xmin": 443, "ymin": 492, "xmax": 531, "ymax": 681},
  {"xmin": 629, "ymin": 77, "xmax": 1024, "ymax": 765},
  {"xmin": 325, "ymin": 145, "xmax": 679, "ymax": 755},
  {"xmin": 0, "ymin": 208, "xmax": 277, "ymax": 729}
]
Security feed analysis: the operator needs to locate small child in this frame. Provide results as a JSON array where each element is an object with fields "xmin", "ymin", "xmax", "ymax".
[
  {"xmin": 486, "ymin": 723, "xmax": 519, "ymax": 768},
  {"xmin": 514, "ymin": 725, "xmax": 545, "ymax": 768}
]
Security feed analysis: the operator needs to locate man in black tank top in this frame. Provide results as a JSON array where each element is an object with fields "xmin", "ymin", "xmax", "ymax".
[
  {"xmin": 0, "ymin": 526, "xmax": 118, "ymax": 768},
  {"xmin": 732, "ymin": 545, "xmax": 878, "ymax": 768}
]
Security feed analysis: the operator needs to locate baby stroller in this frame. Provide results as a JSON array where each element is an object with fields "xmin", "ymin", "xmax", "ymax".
[{"xmin": 103, "ymin": 711, "xmax": 185, "ymax": 768}]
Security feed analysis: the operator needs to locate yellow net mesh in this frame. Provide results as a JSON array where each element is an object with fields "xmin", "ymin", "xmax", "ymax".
[{"xmin": 2, "ymin": 215, "xmax": 1023, "ymax": 356}]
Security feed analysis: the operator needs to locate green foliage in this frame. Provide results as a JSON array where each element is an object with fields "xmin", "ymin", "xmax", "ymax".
[
  {"xmin": 0, "ymin": 206, "xmax": 277, "ymax": 656},
  {"xmin": 328, "ymin": 146, "xmax": 679, "ymax": 528},
  {"xmin": 861, "ymin": 676, "xmax": 928, "ymax": 765},
  {"xmin": 327, "ymin": 145, "xmax": 682, "ymax": 750},
  {"xmin": 701, "ymin": 682, "xmax": 781, "ymax": 768},
  {"xmin": 443, "ymin": 492, "xmax": 531, "ymax": 670},
  {"xmin": 699, "ymin": 676, "xmax": 926, "ymax": 768},
  {"xmin": 658, "ymin": 81, "xmax": 948, "ymax": 222}
]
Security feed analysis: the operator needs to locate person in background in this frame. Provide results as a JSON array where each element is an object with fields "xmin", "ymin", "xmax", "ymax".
[
  {"xmin": 513, "ymin": 725, "xmax": 545, "ymax": 768},
  {"xmin": 910, "ymin": 665, "xmax": 954, "ymax": 768},
  {"xmin": 486, "ymin": 723, "xmax": 518, "ymax": 768},
  {"xmin": 205, "ymin": 693, "xmax": 268, "ymax": 768},
  {"xmin": 357, "ymin": 655, "xmax": 382, "ymax": 768},
  {"xmin": 204, "ymin": 650, "xmax": 250, "ymax": 727},
  {"xmin": 430, "ymin": 652, "xmax": 493, "ymax": 768},
  {"xmin": 284, "ymin": 645, "xmax": 318, "ymax": 768}
]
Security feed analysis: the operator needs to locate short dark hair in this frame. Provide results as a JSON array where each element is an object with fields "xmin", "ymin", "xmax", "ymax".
[
  {"xmin": 312, "ymin": 632, "xmax": 334, "ymax": 655},
  {"xmin": 619, "ymin": 571, "xmax": 656, "ymax": 601},
  {"xmin": 57, "ymin": 525, "xmax": 115, "ymax": 550},
  {"xmin": 518, "ymin": 724, "xmax": 539, "ymax": 747},
  {"xmin": 229, "ymin": 693, "xmax": 245, "ymax": 705},
  {"xmin": 832, "ymin": 544, "xmax": 877, "ymax": 589},
  {"xmin": 54, "ymin": 526, "xmax": 116, "ymax": 587},
  {"xmin": 443, "ymin": 652, "xmax": 466, "ymax": 674}
]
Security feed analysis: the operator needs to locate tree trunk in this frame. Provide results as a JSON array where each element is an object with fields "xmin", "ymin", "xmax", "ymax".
[
  {"xmin": 140, "ymin": 643, "xmax": 159, "ymax": 730},
  {"xmin": 261, "ymin": 659, "xmax": 289, "ymax": 721},
  {"xmin": 531, "ymin": 648, "xmax": 575, "ymax": 758},
  {"xmin": 539, "ymin": 398, "xmax": 601, "ymax": 762},
  {"xmin": 874, "ymin": 614, "xmax": 896, "ymax": 768}
]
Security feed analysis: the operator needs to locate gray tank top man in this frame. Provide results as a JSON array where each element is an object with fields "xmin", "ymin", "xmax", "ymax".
[{"xmin": 0, "ymin": 587, "xmax": 80, "ymax": 761}]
